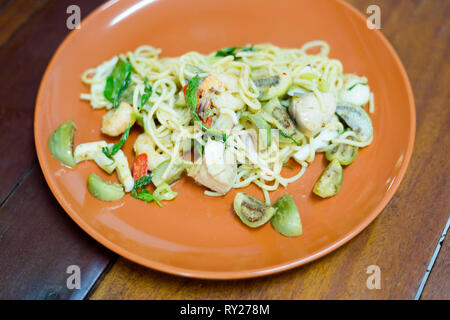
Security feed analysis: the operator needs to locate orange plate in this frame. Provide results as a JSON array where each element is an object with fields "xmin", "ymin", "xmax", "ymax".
[{"xmin": 34, "ymin": 0, "xmax": 415, "ymax": 279}]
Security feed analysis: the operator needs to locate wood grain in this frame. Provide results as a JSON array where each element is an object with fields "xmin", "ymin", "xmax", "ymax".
[
  {"xmin": 421, "ymin": 230, "xmax": 449, "ymax": 300},
  {"xmin": 0, "ymin": 0, "xmax": 112, "ymax": 300},
  {"xmin": 0, "ymin": 0, "xmax": 103, "ymax": 205},
  {"xmin": 90, "ymin": 0, "xmax": 450, "ymax": 300},
  {"xmin": 0, "ymin": 0, "xmax": 47, "ymax": 47},
  {"xmin": 0, "ymin": 165, "xmax": 114, "ymax": 299}
]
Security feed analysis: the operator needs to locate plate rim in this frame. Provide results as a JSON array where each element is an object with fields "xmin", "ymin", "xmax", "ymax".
[{"xmin": 34, "ymin": 0, "xmax": 416, "ymax": 279}]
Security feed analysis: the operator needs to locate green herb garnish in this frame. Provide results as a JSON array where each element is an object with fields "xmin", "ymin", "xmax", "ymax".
[
  {"xmin": 131, "ymin": 189, "xmax": 161, "ymax": 207},
  {"xmin": 280, "ymin": 130, "xmax": 300, "ymax": 146},
  {"xmin": 347, "ymin": 82, "xmax": 367, "ymax": 91},
  {"xmin": 140, "ymin": 77, "xmax": 152, "ymax": 109},
  {"xmin": 215, "ymin": 46, "xmax": 254, "ymax": 58},
  {"xmin": 133, "ymin": 174, "xmax": 153, "ymax": 191},
  {"xmin": 104, "ymin": 58, "xmax": 133, "ymax": 110},
  {"xmin": 102, "ymin": 121, "xmax": 132, "ymax": 160},
  {"xmin": 131, "ymin": 174, "xmax": 162, "ymax": 207}
]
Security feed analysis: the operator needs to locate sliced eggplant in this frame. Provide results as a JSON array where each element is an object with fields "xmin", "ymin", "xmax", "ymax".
[
  {"xmin": 87, "ymin": 173, "xmax": 125, "ymax": 202},
  {"xmin": 254, "ymin": 73, "xmax": 292, "ymax": 101},
  {"xmin": 263, "ymin": 98, "xmax": 303, "ymax": 143},
  {"xmin": 271, "ymin": 194, "xmax": 302, "ymax": 237},
  {"xmin": 233, "ymin": 192, "xmax": 276, "ymax": 228},
  {"xmin": 336, "ymin": 105, "xmax": 373, "ymax": 142},
  {"xmin": 152, "ymin": 160, "xmax": 184, "ymax": 187},
  {"xmin": 153, "ymin": 183, "xmax": 178, "ymax": 201},
  {"xmin": 313, "ymin": 159, "xmax": 343, "ymax": 198},
  {"xmin": 48, "ymin": 120, "xmax": 77, "ymax": 168},
  {"xmin": 325, "ymin": 136, "xmax": 358, "ymax": 165}
]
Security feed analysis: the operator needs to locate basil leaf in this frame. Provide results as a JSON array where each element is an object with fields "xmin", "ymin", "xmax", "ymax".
[
  {"xmin": 102, "ymin": 121, "xmax": 132, "ymax": 159},
  {"xmin": 131, "ymin": 174, "xmax": 161, "ymax": 206},
  {"xmin": 185, "ymin": 75, "xmax": 227, "ymax": 141},
  {"xmin": 140, "ymin": 77, "xmax": 152, "ymax": 109},
  {"xmin": 216, "ymin": 46, "xmax": 240, "ymax": 57},
  {"xmin": 133, "ymin": 174, "xmax": 152, "ymax": 191},
  {"xmin": 104, "ymin": 58, "xmax": 133, "ymax": 110},
  {"xmin": 215, "ymin": 46, "xmax": 254, "ymax": 58},
  {"xmin": 131, "ymin": 189, "xmax": 162, "ymax": 207},
  {"xmin": 241, "ymin": 46, "xmax": 255, "ymax": 53},
  {"xmin": 347, "ymin": 82, "xmax": 367, "ymax": 91}
]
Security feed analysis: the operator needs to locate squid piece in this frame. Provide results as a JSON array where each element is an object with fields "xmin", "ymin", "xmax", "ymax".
[
  {"xmin": 74, "ymin": 140, "xmax": 116, "ymax": 174},
  {"xmin": 188, "ymin": 139, "xmax": 236, "ymax": 195}
]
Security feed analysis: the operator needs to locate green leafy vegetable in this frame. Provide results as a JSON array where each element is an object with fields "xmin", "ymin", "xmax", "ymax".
[
  {"xmin": 347, "ymin": 82, "xmax": 367, "ymax": 91},
  {"xmin": 185, "ymin": 75, "xmax": 226, "ymax": 141},
  {"xmin": 133, "ymin": 174, "xmax": 153, "ymax": 191},
  {"xmin": 131, "ymin": 174, "xmax": 162, "ymax": 207},
  {"xmin": 104, "ymin": 58, "xmax": 133, "ymax": 110},
  {"xmin": 131, "ymin": 189, "xmax": 161, "ymax": 207},
  {"xmin": 102, "ymin": 121, "xmax": 132, "ymax": 160},
  {"xmin": 215, "ymin": 46, "xmax": 254, "ymax": 58},
  {"xmin": 140, "ymin": 77, "xmax": 152, "ymax": 109}
]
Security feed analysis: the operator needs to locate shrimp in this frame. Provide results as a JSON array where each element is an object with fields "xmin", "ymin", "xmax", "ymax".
[
  {"xmin": 101, "ymin": 102, "xmax": 135, "ymax": 137},
  {"xmin": 199, "ymin": 74, "xmax": 245, "ymax": 112}
]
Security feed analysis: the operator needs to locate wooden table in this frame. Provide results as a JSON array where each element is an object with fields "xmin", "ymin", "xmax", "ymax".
[{"xmin": 0, "ymin": 0, "xmax": 448, "ymax": 300}]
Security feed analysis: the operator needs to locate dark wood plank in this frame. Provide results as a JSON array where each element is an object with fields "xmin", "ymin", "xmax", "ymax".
[
  {"xmin": 90, "ymin": 0, "xmax": 450, "ymax": 299},
  {"xmin": 421, "ymin": 228, "xmax": 450, "ymax": 300},
  {"xmin": 0, "ymin": 0, "xmax": 112, "ymax": 300},
  {"xmin": 0, "ymin": 0, "xmax": 105, "ymax": 205},
  {"xmin": 0, "ymin": 0, "xmax": 47, "ymax": 47},
  {"xmin": 0, "ymin": 165, "xmax": 114, "ymax": 299}
]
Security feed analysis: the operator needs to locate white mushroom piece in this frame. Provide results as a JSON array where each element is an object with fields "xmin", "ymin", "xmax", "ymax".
[
  {"xmin": 187, "ymin": 139, "xmax": 237, "ymax": 195},
  {"xmin": 288, "ymin": 92, "xmax": 336, "ymax": 137}
]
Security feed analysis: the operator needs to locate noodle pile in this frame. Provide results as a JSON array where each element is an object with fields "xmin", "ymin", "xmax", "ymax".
[{"xmin": 80, "ymin": 41, "xmax": 374, "ymax": 203}]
